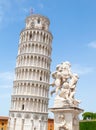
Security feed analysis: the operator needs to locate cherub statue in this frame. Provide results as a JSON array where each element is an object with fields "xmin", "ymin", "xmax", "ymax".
[
  {"xmin": 69, "ymin": 73, "xmax": 79, "ymax": 100},
  {"xmin": 50, "ymin": 61, "xmax": 80, "ymax": 106},
  {"xmin": 50, "ymin": 71, "xmax": 63, "ymax": 95},
  {"xmin": 50, "ymin": 61, "xmax": 72, "ymax": 96},
  {"xmin": 59, "ymin": 81, "xmax": 70, "ymax": 99}
]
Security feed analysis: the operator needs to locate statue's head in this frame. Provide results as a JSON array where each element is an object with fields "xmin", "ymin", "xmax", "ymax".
[
  {"xmin": 56, "ymin": 64, "xmax": 62, "ymax": 71},
  {"xmin": 64, "ymin": 61, "xmax": 71, "ymax": 67},
  {"xmin": 73, "ymin": 73, "xmax": 79, "ymax": 79},
  {"xmin": 61, "ymin": 61, "xmax": 71, "ymax": 70}
]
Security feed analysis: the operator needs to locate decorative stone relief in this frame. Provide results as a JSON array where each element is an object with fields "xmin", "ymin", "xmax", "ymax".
[{"xmin": 58, "ymin": 115, "xmax": 69, "ymax": 130}]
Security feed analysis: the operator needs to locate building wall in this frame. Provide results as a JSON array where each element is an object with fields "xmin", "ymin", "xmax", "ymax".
[
  {"xmin": 0, "ymin": 117, "xmax": 54, "ymax": 130},
  {"xmin": 48, "ymin": 119, "xmax": 54, "ymax": 130},
  {"xmin": 0, "ymin": 117, "xmax": 8, "ymax": 130}
]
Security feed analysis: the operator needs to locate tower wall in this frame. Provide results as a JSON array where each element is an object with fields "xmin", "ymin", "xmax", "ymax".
[{"xmin": 8, "ymin": 14, "xmax": 53, "ymax": 130}]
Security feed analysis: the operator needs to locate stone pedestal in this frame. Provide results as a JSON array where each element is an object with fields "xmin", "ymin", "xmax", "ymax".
[{"xmin": 50, "ymin": 107, "xmax": 83, "ymax": 130}]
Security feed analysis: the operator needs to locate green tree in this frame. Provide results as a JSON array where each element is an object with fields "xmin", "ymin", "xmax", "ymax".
[
  {"xmin": 82, "ymin": 112, "xmax": 93, "ymax": 120},
  {"xmin": 93, "ymin": 113, "xmax": 96, "ymax": 120}
]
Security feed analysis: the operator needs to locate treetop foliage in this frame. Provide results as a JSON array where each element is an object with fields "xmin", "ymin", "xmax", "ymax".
[{"xmin": 82, "ymin": 112, "xmax": 96, "ymax": 120}]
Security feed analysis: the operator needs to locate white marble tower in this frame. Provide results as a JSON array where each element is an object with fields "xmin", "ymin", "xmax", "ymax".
[{"xmin": 8, "ymin": 14, "xmax": 53, "ymax": 130}]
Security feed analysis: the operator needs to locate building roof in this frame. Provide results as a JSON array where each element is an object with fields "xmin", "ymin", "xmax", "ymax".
[
  {"xmin": 48, "ymin": 118, "xmax": 54, "ymax": 121},
  {"xmin": 0, "ymin": 116, "xmax": 9, "ymax": 120}
]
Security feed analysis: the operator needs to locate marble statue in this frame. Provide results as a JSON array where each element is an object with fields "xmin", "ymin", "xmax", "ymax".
[
  {"xmin": 50, "ymin": 62, "xmax": 83, "ymax": 130},
  {"xmin": 50, "ymin": 61, "xmax": 80, "ymax": 107}
]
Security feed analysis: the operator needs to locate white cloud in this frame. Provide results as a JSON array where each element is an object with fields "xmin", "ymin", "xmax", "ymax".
[
  {"xmin": 0, "ymin": 72, "xmax": 14, "ymax": 81},
  {"xmin": 72, "ymin": 64, "xmax": 94, "ymax": 75},
  {"xmin": 88, "ymin": 41, "xmax": 96, "ymax": 48}
]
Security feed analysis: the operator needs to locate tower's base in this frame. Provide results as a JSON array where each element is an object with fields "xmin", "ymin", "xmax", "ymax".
[
  {"xmin": 8, "ymin": 111, "xmax": 48, "ymax": 130},
  {"xmin": 50, "ymin": 107, "xmax": 83, "ymax": 130}
]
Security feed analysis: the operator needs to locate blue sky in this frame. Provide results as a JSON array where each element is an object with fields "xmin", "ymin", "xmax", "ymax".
[{"xmin": 0, "ymin": 0, "xmax": 96, "ymax": 118}]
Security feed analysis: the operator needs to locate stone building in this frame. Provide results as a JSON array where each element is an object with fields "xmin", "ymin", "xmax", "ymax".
[
  {"xmin": 0, "ymin": 116, "xmax": 54, "ymax": 130},
  {"xmin": 48, "ymin": 119, "xmax": 54, "ymax": 130},
  {"xmin": 0, "ymin": 116, "xmax": 9, "ymax": 130},
  {"xmin": 8, "ymin": 14, "xmax": 53, "ymax": 130}
]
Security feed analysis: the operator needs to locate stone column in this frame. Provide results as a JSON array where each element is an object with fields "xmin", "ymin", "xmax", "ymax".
[
  {"xmin": 21, "ymin": 119, "xmax": 24, "ymax": 130},
  {"xmin": 13, "ymin": 118, "xmax": 16, "ymax": 130},
  {"xmin": 39, "ymin": 119, "xmax": 41, "ymax": 130},
  {"xmin": 31, "ymin": 119, "xmax": 34, "ymax": 130}
]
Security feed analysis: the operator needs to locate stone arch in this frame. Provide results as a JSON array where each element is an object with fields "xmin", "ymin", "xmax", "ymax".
[
  {"xmin": 29, "ymin": 69, "xmax": 32, "ymax": 79},
  {"xmin": 32, "ymin": 43, "xmax": 35, "ymax": 52},
  {"xmin": 28, "ymin": 43, "xmax": 31, "ymax": 52},
  {"xmin": 29, "ymin": 31, "xmax": 32, "ymax": 40},
  {"xmin": 37, "ymin": 31, "xmax": 39, "ymax": 41},
  {"xmin": 25, "ymin": 114, "xmax": 30, "ymax": 119},
  {"xmin": 42, "ymin": 57, "xmax": 44, "ymax": 68},
  {"xmin": 23, "ymin": 33, "xmax": 25, "ymax": 42},
  {"xmin": 25, "ymin": 44, "xmax": 27, "ymax": 53},
  {"xmin": 11, "ymin": 113, "xmax": 14, "ymax": 117},
  {"xmin": 23, "ymin": 55, "xmax": 26, "ymax": 65},
  {"xmin": 35, "ymin": 44, "xmax": 38, "ymax": 53},
  {"xmin": 45, "ymin": 46, "xmax": 47, "ymax": 56},
  {"xmin": 38, "ymin": 99, "xmax": 41, "ymax": 112},
  {"xmin": 34, "ymin": 115, "xmax": 39, "ymax": 120},
  {"xmin": 39, "ymin": 44, "xmax": 41, "ymax": 53},
  {"xmin": 43, "ymin": 33, "xmax": 46, "ymax": 43},
  {"xmin": 40, "ymin": 32, "xmax": 43, "ymax": 42},
  {"xmin": 45, "ymin": 58, "xmax": 47, "ymax": 69},
  {"xmin": 37, "ymin": 69, "xmax": 39, "ymax": 80},
  {"xmin": 33, "ymin": 69, "xmax": 36, "ymax": 80},
  {"xmin": 33, "ymin": 31, "xmax": 36, "ymax": 41},
  {"xmin": 42, "ymin": 45, "xmax": 44, "ymax": 54},
  {"xmin": 38, "ymin": 56, "xmax": 41, "ymax": 66},
  {"xmin": 22, "ymin": 69, "xmax": 24, "ymax": 79},
  {"xmin": 46, "ymin": 34, "xmax": 48, "ymax": 44},
  {"xmin": 43, "ymin": 71, "xmax": 46, "ymax": 82},
  {"xmin": 42, "ymin": 85, "xmax": 45, "ymax": 96},
  {"xmin": 27, "ymin": 55, "xmax": 30, "ymax": 65},
  {"xmin": 25, "ymin": 68, "xmax": 28, "ymax": 79},
  {"xmin": 40, "ymin": 70, "xmax": 43, "ymax": 81},
  {"xmin": 30, "ymin": 55, "xmax": 33, "ymax": 65},
  {"xmin": 24, "ymin": 44, "xmax": 26, "ymax": 53},
  {"xmin": 26, "ymin": 31, "xmax": 28, "ymax": 41},
  {"xmin": 16, "ymin": 113, "xmax": 21, "ymax": 118}
]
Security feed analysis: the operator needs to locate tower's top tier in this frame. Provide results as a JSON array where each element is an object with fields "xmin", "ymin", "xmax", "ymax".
[{"xmin": 25, "ymin": 14, "xmax": 50, "ymax": 31}]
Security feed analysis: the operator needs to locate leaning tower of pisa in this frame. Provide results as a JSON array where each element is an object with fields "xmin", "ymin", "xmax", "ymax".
[{"xmin": 8, "ymin": 14, "xmax": 53, "ymax": 130}]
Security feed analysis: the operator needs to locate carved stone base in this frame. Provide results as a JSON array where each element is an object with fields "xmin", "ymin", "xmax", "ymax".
[
  {"xmin": 54, "ymin": 95, "xmax": 80, "ymax": 108},
  {"xmin": 49, "ymin": 107, "xmax": 83, "ymax": 130}
]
